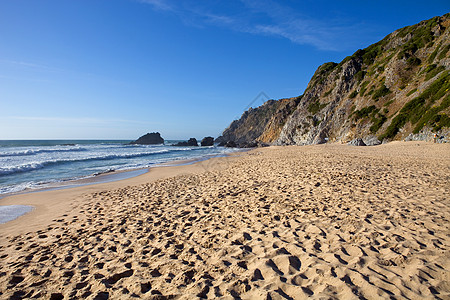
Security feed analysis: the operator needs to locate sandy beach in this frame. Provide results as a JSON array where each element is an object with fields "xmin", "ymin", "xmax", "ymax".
[{"xmin": 0, "ymin": 142, "xmax": 449, "ymax": 299}]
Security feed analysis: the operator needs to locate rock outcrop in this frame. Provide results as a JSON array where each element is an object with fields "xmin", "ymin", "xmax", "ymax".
[
  {"xmin": 404, "ymin": 127, "xmax": 450, "ymax": 143},
  {"xmin": 218, "ymin": 14, "xmax": 450, "ymax": 146},
  {"xmin": 224, "ymin": 141, "xmax": 237, "ymax": 148},
  {"xmin": 200, "ymin": 137, "xmax": 214, "ymax": 146},
  {"xmin": 348, "ymin": 138, "xmax": 366, "ymax": 146},
  {"xmin": 172, "ymin": 138, "xmax": 198, "ymax": 147},
  {"xmin": 130, "ymin": 132, "xmax": 164, "ymax": 145},
  {"xmin": 363, "ymin": 136, "xmax": 382, "ymax": 146},
  {"xmin": 216, "ymin": 97, "xmax": 301, "ymax": 147}
]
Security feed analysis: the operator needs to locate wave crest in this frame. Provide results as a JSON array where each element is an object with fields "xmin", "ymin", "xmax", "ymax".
[
  {"xmin": 0, "ymin": 147, "xmax": 86, "ymax": 157},
  {"xmin": 0, "ymin": 149, "xmax": 174, "ymax": 176}
]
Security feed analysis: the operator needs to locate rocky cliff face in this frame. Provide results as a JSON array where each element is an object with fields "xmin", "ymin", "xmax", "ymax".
[
  {"xmin": 220, "ymin": 14, "xmax": 450, "ymax": 146},
  {"xmin": 216, "ymin": 97, "xmax": 300, "ymax": 146}
]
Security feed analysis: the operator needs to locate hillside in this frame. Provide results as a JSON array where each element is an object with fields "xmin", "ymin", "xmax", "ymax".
[
  {"xmin": 216, "ymin": 98, "xmax": 300, "ymax": 146},
  {"xmin": 218, "ymin": 13, "xmax": 450, "ymax": 146}
]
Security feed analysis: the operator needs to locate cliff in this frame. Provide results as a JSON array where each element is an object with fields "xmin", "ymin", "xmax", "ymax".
[
  {"xmin": 216, "ymin": 98, "xmax": 300, "ymax": 146},
  {"xmin": 219, "ymin": 14, "xmax": 450, "ymax": 146}
]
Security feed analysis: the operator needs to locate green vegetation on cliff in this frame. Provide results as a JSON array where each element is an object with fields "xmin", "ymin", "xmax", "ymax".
[
  {"xmin": 308, "ymin": 99, "xmax": 328, "ymax": 115},
  {"xmin": 380, "ymin": 71, "xmax": 450, "ymax": 140},
  {"xmin": 220, "ymin": 14, "xmax": 449, "ymax": 146}
]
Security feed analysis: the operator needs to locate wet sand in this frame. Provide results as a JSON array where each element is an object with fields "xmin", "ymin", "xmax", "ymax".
[{"xmin": 0, "ymin": 142, "xmax": 449, "ymax": 299}]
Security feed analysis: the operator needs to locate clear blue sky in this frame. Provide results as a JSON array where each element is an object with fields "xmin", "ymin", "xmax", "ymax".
[{"xmin": 0, "ymin": 0, "xmax": 448, "ymax": 140}]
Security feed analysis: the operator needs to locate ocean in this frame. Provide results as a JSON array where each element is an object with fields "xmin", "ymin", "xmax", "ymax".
[{"xmin": 0, "ymin": 140, "xmax": 239, "ymax": 195}]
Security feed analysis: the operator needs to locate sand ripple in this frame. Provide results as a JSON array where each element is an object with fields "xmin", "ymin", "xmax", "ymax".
[{"xmin": 0, "ymin": 142, "xmax": 449, "ymax": 299}]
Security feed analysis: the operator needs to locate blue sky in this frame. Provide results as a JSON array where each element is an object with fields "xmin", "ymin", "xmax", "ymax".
[{"xmin": 0, "ymin": 0, "xmax": 448, "ymax": 140}]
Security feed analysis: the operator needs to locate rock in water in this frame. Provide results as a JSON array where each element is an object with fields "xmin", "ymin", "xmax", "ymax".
[
  {"xmin": 130, "ymin": 132, "xmax": 164, "ymax": 145},
  {"xmin": 348, "ymin": 138, "xmax": 366, "ymax": 146},
  {"xmin": 187, "ymin": 138, "xmax": 198, "ymax": 146},
  {"xmin": 201, "ymin": 137, "xmax": 214, "ymax": 146},
  {"xmin": 173, "ymin": 138, "xmax": 199, "ymax": 146}
]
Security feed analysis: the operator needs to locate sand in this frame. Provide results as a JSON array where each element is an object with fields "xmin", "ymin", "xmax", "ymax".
[{"xmin": 0, "ymin": 142, "xmax": 449, "ymax": 299}]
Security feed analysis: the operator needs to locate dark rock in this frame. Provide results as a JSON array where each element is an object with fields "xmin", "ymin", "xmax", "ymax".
[
  {"xmin": 130, "ymin": 133, "xmax": 164, "ymax": 145},
  {"xmin": 239, "ymin": 141, "xmax": 270, "ymax": 148},
  {"xmin": 172, "ymin": 138, "xmax": 198, "ymax": 146},
  {"xmin": 94, "ymin": 169, "xmax": 115, "ymax": 176},
  {"xmin": 224, "ymin": 141, "xmax": 237, "ymax": 148},
  {"xmin": 348, "ymin": 138, "xmax": 366, "ymax": 146},
  {"xmin": 240, "ymin": 141, "xmax": 258, "ymax": 148},
  {"xmin": 187, "ymin": 138, "xmax": 198, "ymax": 146},
  {"xmin": 200, "ymin": 137, "xmax": 214, "ymax": 146}
]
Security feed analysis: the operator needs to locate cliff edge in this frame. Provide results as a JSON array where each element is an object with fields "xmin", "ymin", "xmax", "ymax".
[{"xmin": 219, "ymin": 14, "xmax": 450, "ymax": 146}]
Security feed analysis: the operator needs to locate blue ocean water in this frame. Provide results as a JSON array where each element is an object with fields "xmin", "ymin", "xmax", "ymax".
[{"xmin": 0, "ymin": 140, "xmax": 238, "ymax": 195}]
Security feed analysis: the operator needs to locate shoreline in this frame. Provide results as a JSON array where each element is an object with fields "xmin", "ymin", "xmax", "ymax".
[
  {"xmin": 0, "ymin": 150, "xmax": 243, "ymax": 238},
  {"xmin": 0, "ymin": 148, "xmax": 245, "ymax": 201},
  {"xmin": 0, "ymin": 141, "xmax": 240, "ymax": 196},
  {"xmin": 0, "ymin": 140, "xmax": 441, "ymax": 233}
]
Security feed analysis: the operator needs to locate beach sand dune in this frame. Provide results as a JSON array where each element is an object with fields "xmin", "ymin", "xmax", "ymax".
[{"xmin": 0, "ymin": 142, "xmax": 449, "ymax": 299}]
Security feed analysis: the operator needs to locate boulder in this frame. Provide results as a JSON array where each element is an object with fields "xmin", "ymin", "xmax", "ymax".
[
  {"xmin": 187, "ymin": 138, "xmax": 198, "ymax": 146},
  {"xmin": 130, "ymin": 132, "xmax": 164, "ymax": 145},
  {"xmin": 363, "ymin": 136, "xmax": 381, "ymax": 146},
  {"xmin": 173, "ymin": 138, "xmax": 198, "ymax": 146},
  {"xmin": 241, "ymin": 141, "xmax": 270, "ymax": 148},
  {"xmin": 241, "ymin": 141, "xmax": 258, "ymax": 148},
  {"xmin": 219, "ymin": 140, "xmax": 268, "ymax": 148},
  {"xmin": 225, "ymin": 141, "xmax": 237, "ymax": 148},
  {"xmin": 201, "ymin": 137, "xmax": 214, "ymax": 146},
  {"xmin": 348, "ymin": 138, "xmax": 366, "ymax": 146}
]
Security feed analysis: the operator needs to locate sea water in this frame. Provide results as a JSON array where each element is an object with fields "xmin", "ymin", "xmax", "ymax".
[
  {"xmin": 0, "ymin": 205, "xmax": 34, "ymax": 224},
  {"xmin": 0, "ymin": 140, "xmax": 239, "ymax": 195}
]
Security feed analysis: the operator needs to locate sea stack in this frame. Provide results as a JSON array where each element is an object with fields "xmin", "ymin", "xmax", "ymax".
[
  {"xmin": 201, "ymin": 137, "xmax": 214, "ymax": 146},
  {"xmin": 130, "ymin": 132, "xmax": 164, "ymax": 145}
]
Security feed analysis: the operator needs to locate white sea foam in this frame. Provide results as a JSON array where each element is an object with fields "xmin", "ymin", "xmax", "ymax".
[
  {"xmin": 0, "ymin": 149, "xmax": 174, "ymax": 175},
  {"xmin": 0, "ymin": 140, "xmax": 240, "ymax": 195},
  {"xmin": 0, "ymin": 146, "xmax": 86, "ymax": 157},
  {"xmin": 0, "ymin": 162, "xmax": 46, "ymax": 176}
]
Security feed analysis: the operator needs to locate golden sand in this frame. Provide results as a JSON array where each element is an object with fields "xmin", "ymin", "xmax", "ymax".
[{"xmin": 0, "ymin": 142, "xmax": 449, "ymax": 299}]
